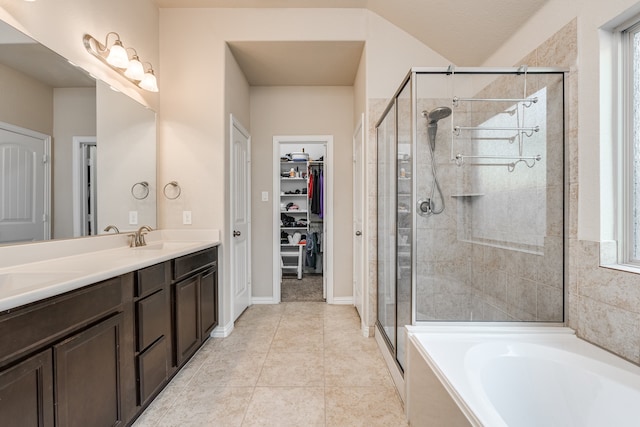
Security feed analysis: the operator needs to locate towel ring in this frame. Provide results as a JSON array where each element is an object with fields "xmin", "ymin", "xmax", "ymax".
[
  {"xmin": 131, "ymin": 181, "xmax": 150, "ymax": 200},
  {"xmin": 163, "ymin": 181, "xmax": 181, "ymax": 200}
]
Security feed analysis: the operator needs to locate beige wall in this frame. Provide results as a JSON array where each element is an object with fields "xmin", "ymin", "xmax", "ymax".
[
  {"xmin": 250, "ymin": 86, "xmax": 354, "ymax": 299},
  {"xmin": 52, "ymin": 87, "xmax": 96, "ymax": 239},
  {"xmin": 158, "ymin": 8, "xmax": 450, "ymax": 329},
  {"xmin": 0, "ymin": 62, "xmax": 52, "ymax": 134},
  {"xmin": 96, "ymin": 81, "xmax": 157, "ymax": 234}
]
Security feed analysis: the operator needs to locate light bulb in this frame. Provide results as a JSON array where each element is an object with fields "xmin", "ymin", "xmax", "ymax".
[
  {"xmin": 125, "ymin": 57, "xmax": 145, "ymax": 80},
  {"xmin": 139, "ymin": 70, "xmax": 159, "ymax": 92},
  {"xmin": 106, "ymin": 40, "xmax": 129, "ymax": 69}
]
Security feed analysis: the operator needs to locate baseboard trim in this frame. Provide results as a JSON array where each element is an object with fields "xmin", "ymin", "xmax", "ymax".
[
  {"xmin": 252, "ymin": 296, "xmax": 279, "ymax": 305},
  {"xmin": 211, "ymin": 320, "xmax": 234, "ymax": 338},
  {"xmin": 331, "ymin": 296, "xmax": 353, "ymax": 305}
]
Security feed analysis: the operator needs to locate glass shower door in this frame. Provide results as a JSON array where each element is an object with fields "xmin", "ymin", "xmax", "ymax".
[{"xmin": 377, "ymin": 101, "xmax": 397, "ymax": 351}]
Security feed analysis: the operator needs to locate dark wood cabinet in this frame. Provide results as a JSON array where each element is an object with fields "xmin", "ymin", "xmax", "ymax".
[
  {"xmin": 0, "ymin": 245, "xmax": 218, "ymax": 427},
  {"xmin": 54, "ymin": 313, "xmax": 124, "ymax": 427},
  {"xmin": 134, "ymin": 262, "xmax": 171, "ymax": 407},
  {"xmin": 173, "ymin": 247, "xmax": 218, "ymax": 368},
  {"xmin": 0, "ymin": 349, "xmax": 53, "ymax": 427},
  {"xmin": 199, "ymin": 268, "xmax": 218, "ymax": 338},
  {"xmin": 174, "ymin": 276, "xmax": 200, "ymax": 366}
]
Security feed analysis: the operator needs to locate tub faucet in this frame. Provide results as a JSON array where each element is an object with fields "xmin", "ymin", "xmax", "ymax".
[
  {"xmin": 134, "ymin": 225, "xmax": 153, "ymax": 247},
  {"xmin": 103, "ymin": 225, "xmax": 120, "ymax": 234}
]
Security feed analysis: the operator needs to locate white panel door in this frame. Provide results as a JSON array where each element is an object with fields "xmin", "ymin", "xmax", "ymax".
[
  {"xmin": 0, "ymin": 125, "xmax": 49, "ymax": 243},
  {"xmin": 353, "ymin": 115, "xmax": 365, "ymax": 319},
  {"xmin": 231, "ymin": 116, "xmax": 251, "ymax": 321}
]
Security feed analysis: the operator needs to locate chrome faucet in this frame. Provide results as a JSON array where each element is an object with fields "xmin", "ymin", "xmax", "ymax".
[
  {"xmin": 135, "ymin": 225, "xmax": 153, "ymax": 247},
  {"xmin": 103, "ymin": 225, "xmax": 120, "ymax": 234}
]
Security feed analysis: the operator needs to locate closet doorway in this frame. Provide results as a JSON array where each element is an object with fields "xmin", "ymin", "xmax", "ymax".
[{"xmin": 273, "ymin": 135, "xmax": 333, "ymax": 303}]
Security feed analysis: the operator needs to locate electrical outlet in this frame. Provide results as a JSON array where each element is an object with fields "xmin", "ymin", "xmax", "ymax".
[
  {"xmin": 262, "ymin": 191, "xmax": 269, "ymax": 201},
  {"xmin": 129, "ymin": 211, "xmax": 138, "ymax": 225},
  {"xmin": 183, "ymin": 211, "xmax": 192, "ymax": 225}
]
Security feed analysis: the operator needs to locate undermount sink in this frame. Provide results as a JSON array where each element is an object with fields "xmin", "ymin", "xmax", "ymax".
[
  {"xmin": 132, "ymin": 242, "xmax": 194, "ymax": 252},
  {"xmin": 0, "ymin": 272, "xmax": 78, "ymax": 291}
]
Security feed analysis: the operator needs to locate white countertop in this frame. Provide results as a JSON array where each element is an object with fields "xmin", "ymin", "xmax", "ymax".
[{"xmin": 0, "ymin": 229, "xmax": 220, "ymax": 312}]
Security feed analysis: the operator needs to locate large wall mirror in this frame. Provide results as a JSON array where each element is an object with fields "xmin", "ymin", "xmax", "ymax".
[{"xmin": 0, "ymin": 20, "xmax": 156, "ymax": 245}]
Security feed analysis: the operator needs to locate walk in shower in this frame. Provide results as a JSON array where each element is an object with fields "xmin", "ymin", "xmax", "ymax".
[{"xmin": 376, "ymin": 67, "xmax": 566, "ymax": 371}]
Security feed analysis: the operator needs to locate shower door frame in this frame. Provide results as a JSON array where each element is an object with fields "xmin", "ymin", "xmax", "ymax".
[{"xmin": 376, "ymin": 66, "xmax": 569, "ymax": 375}]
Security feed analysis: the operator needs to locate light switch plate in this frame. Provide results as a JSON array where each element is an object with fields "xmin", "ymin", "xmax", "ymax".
[
  {"xmin": 183, "ymin": 211, "xmax": 192, "ymax": 225},
  {"xmin": 129, "ymin": 211, "xmax": 138, "ymax": 225},
  {"xmin": 262, "ymin": 191, "xmax": 269, "ymax": 201}
]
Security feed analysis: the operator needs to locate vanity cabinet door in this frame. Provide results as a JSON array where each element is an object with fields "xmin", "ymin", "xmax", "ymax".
[
  {"xmin": 174, "ymin": 276, "xmax": 200, "ymax": 367},
  {"xmin": 54, "ymin": 313, "xmax": 124, "ymax": 427},
  {"xmin": 0, "ymin": 349, "xmax": 53, "ymax": 427},
  {"xmin": 199, "ymin": 268, "xmax": 218, "ymax": 338}
]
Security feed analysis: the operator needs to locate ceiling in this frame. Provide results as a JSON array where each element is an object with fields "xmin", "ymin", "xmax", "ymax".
[{"xmin": 153, "ymin": 0, "xmax": 550, "ymax": 85}]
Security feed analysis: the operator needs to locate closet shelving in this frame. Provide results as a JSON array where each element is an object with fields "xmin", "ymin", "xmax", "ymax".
[{"xmin": 279, "ymin": 161, "xmax": 309, "ymax": 279}]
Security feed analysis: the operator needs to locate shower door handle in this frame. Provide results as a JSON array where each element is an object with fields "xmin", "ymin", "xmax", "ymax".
[{"xmin": 355, "ymin": 231, "xmax": 362, "ymax": 236}]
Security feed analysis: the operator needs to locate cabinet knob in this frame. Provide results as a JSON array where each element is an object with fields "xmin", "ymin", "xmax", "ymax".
[
  {"xmin": 355, "ymin": 231, "xmax": 362, "ymax": 236},
  {"xmin": 233, "ymin": 230, "xmax": 241, "ymax": 237}
]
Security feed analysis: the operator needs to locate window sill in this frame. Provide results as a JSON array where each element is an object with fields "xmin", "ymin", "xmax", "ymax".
[
  {"xmin": 598, "ymin": 240, "xmax": 640, "ymax": 275},
  {"xmin": 600, "ymin": 262, "xmax": 640, "ymax": 275}
]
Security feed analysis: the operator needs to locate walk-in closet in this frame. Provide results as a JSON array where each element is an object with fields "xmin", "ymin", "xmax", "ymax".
[{"xmin": 277, "ymin": 139, "xmax": 327, "ymax": 301}]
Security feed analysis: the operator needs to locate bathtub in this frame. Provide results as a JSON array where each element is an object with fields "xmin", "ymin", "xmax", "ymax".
[{"xmin": 405, "ymin": 326, "xmax": 640, "ymax": 427}]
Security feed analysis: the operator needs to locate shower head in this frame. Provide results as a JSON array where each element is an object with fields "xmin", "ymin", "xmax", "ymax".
[
  {"xmin": 422, "ymin": 106, "xmax": 452, "ymax": 151},
  {"xmin": 422, "ymin": 106, "xmax": 452, "ymax": 124}
]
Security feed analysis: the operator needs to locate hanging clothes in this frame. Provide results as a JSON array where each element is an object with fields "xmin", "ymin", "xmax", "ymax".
[
  {"xmin": 305, "ymin": 233, "xmax": 317, "ymax": 268},
  {"xmin": 308, "ymin": 169, "xmax": 314, "ymax": 202},
  {"xmin": 311, "ymin": 169, "xmax": 321, "ymax": 214},
  {"xmin": 319, "ymin": 170, "xmax": 324, "ymax": 219}
]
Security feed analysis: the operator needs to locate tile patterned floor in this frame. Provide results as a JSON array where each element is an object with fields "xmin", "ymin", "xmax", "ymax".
[{"xmin": 133, "ymin": 302, "xmax": 407, "ymax": 427}]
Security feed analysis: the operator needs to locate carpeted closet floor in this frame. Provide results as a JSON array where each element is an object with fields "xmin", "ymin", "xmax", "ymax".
[{"xmin": 281, "ymin": 274, "xmax": 324, "ymax": 302}]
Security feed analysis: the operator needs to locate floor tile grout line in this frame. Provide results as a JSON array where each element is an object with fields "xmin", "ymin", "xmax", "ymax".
[{"xmin": 240, "ymin": 307, "xmax": 283, "ymax": 426}]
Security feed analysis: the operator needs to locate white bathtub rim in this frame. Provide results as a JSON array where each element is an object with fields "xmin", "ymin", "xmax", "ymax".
[{"xmin": 407, "ymin": 326, "xmax": 640, "ymax": 427}]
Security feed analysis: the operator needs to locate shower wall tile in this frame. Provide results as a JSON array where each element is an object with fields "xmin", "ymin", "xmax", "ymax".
[
  {"xmin": 507, "ymin": 275, "xmax": 538, "ymax": 320},
  {"xmin": 537, "ymin": 283, "xmax": 564, "ymax": 321},
  {"xmin": 578, "ymin": 294, "xmax": 640, "ymax": 363},
  {"xmin": 537, "ymin": 18, "xmax": 577, "ymax": 68},
  {"xmin": 484, "ymin": 269, "xmax": 508, "ymax": 311},
  {"xmin": 567, "ymin": 238, "xmax": 579, "ymax": 330}
]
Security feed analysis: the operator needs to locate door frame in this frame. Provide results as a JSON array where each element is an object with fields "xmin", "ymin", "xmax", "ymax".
[
  {"xmin": 72, "ymin": 136, "xmax": 97, "ymax": 237},
  {"xmin": 0, "ymin": 121, "xmax": 51, "ymax": 241},
  {"xmin": 353, "ymin": 113, "xmax": 366, "ymax": 329},
  {"xmin": 272, "ymin": 135, "xmax": 334, "ymax": 303},
  {"xmin": 229, "ymin": 115, "xmax": 252, "ymax": 321}
]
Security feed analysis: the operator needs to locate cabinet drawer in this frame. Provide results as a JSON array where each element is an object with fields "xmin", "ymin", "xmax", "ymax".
[
  {"xmin": 136, "ymin": 263, "xmax": 167, "ymax": 297},
  {"xmin": 173, "ymin": 247, "xmax": 217, "ymax": 281},
  {"xmin": 137, "ymin": 336, "xmax": 168, "ymax": 405},
  {"xmin": 136, "ymin": 289, "xmax": 167, "ymax": 352},
  {"xmin": 0, "ymin": 277, "xmax": 123, "ymax": 367}
]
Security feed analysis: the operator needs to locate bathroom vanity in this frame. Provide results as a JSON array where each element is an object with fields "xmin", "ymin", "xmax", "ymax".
[{"xmin": 0, "ymin": 231, "xmax": 219, "ymax": 426}]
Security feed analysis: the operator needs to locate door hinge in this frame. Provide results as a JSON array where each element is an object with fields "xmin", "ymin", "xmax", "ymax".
[
  {"xmin": 42, "ymin": 213, "xmax": 48, "ymax": 222},
  {"xmin": 42, "ymin": 154, "xmax": 49, "ymax": 164}
]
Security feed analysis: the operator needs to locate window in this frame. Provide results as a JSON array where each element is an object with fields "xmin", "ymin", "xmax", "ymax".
[{"xmin": 621, "ymin": 19, "xmax": 640, "ymax": 265}]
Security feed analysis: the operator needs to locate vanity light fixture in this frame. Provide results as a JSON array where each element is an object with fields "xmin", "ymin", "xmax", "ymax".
[{"xmin": 83, "ymin": 32, "xmax": 159, "ymax": 92}]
